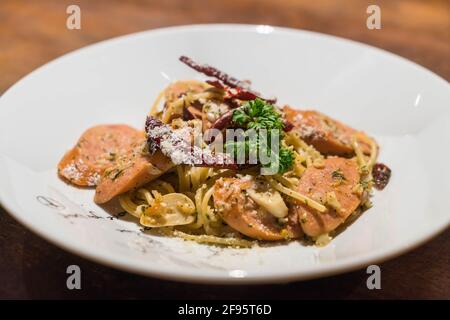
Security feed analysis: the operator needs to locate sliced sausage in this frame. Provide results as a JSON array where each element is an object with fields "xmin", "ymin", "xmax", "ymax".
[
  {"xmin": 58, "ymin": 125, "xmax": 143, "ymax": 187},
  {"xmin": 213, "ymin": 177, "xmax": 302, "ymax": 241},
  {"xmin": 292, "ymin": 157, "xmax": 361, "ymax": 237},
  {"xmin": 94, "ymin": 145, "xmax": 172, "ymax": 204},
  {"xmin": 283, "ymin": 106, "xmax": 374, "ymax": 156}
]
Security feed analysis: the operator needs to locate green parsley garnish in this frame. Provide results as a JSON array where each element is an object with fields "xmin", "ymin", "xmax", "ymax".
[
  {"xmin": 278, "ymin": 146, "xmax": 295, "ymax": 173},
  {"xmin": 232, "ymin": 98, "xmax": 284, "ymax": 130},
  {"xmin": 228, "ymin": 99, "xmax": 294, "ymax": 174}
]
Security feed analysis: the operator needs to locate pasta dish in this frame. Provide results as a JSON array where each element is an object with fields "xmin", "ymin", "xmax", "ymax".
[{"xmin": 58, "ymin": 56, "xmax": 391, "ymax": 247}]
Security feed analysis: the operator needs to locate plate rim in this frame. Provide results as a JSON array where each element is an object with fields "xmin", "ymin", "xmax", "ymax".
[{"xmin": 0, "ymin": 23, "xmax": 449, "ymax": 284}]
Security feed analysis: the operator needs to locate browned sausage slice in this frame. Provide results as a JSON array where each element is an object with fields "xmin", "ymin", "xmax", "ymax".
[
  {"xmin": 292, "ymin": 157, "xmax": 361, "ymax": 237},
  {"xmin": 58, "ymin": 125, "xmax": 143, "ymax": 186},
  {"xmin": 213, "ymin": 178, "xmax": 302, "ymax": 241},
  {"xmin": 94, "ymin": 148, "xmax": 172, "ymax": 204},
  {"xmin": 283, "ymin": 106, "xmax": 374, "ymax": 156}
]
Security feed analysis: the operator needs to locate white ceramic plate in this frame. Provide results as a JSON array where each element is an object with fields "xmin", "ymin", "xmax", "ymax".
[{"xmin": 0, "ymin": 24, "xmax": 449, "ymax": 284}]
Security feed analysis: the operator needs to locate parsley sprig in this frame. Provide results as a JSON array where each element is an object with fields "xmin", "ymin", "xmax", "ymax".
[
  {"xmin": 228, "ymin": 99, "xmax": 294, "ymax": 174},
  {"xmin": 232, "ymin": 99, "xmax": 284, "ymax": 130}
]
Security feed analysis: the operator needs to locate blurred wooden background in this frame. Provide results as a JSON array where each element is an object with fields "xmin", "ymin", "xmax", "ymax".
[{"xmin": 0, "ymin": 0, "xmax": 449, "ymax": 299}]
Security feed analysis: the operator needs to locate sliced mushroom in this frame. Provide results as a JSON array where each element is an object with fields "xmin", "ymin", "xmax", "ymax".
[
  {"xmin": 140, "ymin": 193, "xmax": 196, "ymax": 227},
  {"xmin": 246, "ymin": 188, "xmax": 288, "ymax": 218}
]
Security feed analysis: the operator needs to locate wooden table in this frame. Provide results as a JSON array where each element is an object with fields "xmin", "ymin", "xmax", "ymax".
[{"xmin": 0, "ymin": 0, "xmax": 449, "ymax": 299}]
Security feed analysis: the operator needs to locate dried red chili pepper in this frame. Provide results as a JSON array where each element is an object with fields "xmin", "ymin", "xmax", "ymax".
[{"xmin": 180, "ymin": 56, "xmax": 276, "ymax": 104}]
